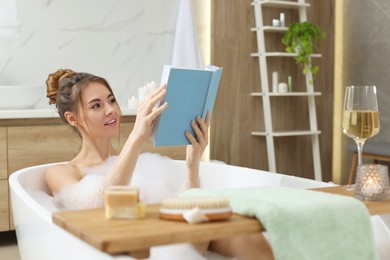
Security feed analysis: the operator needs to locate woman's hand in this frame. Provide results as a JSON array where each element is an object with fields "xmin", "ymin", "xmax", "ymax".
[
  {"xmin": 185, "ymin": 112, "xmax": 210, "ymax": 187},
  {"xmin": 112, "ymin": 85, "xmax": 167, "ymax": 186},
  {"xmin": 130, "ymin": 85, "xmax": 168, "ymax": 144}
]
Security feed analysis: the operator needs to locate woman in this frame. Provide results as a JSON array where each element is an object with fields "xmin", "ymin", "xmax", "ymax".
[
  {"xmin": 45, "ymin": 69, "xmax": 207, "ymax": 208},
  {"xmin": 45, "ymin": 69, "xmax": 273, "ymax": 260}
]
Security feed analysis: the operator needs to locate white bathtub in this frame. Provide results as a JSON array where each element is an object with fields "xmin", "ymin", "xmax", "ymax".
[{"xmin": 9, "ymin": 161, "xmax": 390, "ymax": 260}]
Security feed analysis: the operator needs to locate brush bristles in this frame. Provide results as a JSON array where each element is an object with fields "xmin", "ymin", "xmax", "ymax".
[{"xmin": 161, "ymin": 196, "xmax": 230, "ymax": 210}]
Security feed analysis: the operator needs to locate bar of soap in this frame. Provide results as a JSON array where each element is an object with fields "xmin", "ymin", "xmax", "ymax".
[{"xmin": 104, "ymin": 186, "xmax": 145, "ymax": 220}]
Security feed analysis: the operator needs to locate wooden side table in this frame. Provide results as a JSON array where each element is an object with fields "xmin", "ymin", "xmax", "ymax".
[{"xmin": 313, "ymin": 186, "xmax": 390, "ymax": 215}]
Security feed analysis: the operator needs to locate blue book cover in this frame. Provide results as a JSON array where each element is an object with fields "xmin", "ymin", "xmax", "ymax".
[{"xmin": 151, "ymin": 65, "xmax": 223, "ymax": 146}]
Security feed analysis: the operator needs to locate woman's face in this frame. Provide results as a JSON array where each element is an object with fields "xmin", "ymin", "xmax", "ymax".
[{"xmin": 78, "ymin": 82, "xmax": 121, "ymax": 138}]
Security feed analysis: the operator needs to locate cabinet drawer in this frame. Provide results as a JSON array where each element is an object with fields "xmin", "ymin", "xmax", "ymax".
[
  {"xmin": 0, "ymin": 128, "xmax": 6, "ymax": 180},
  {"xmin": 7, "ymin": 125, "xmax": 81, "ymax": 175},
  {"xmin": 9, "ymin": 191, "xmax": 14, "ymax": 230},
  {"xmin": 0, "ymin": 180, "xmax": 9, "ymax": 231}
]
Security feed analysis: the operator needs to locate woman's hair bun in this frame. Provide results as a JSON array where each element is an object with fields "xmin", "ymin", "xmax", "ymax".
[{"xmin": 46, "ymin": 69, "xmax": 76, "ymax": 104}]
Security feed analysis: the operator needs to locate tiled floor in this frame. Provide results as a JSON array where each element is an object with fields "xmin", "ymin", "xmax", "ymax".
[{"xmin": 0, "ymin": 231, "xmax": 21, "ymax": 260}]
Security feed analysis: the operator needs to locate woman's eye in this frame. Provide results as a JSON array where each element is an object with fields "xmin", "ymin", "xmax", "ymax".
[
  {"xmin": 91, "ymin": 103, "xmax": 101, "ymax": 109},
  {"xmin": 109, "ymin": 98, "xmax": 117, "ymax": 104}
]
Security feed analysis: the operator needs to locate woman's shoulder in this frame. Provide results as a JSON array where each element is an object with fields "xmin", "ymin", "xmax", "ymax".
[
  {"xmin": 46, "ymin": 163, "xmax": 80, "ymax": 176},
  {"xmin": 45, "ymin": 163, "xmax": 82, "ymax": 194}
]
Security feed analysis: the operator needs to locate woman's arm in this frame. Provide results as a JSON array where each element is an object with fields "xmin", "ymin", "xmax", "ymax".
[
  {"xmin": 105, "ymin": 85, "xmax": 168, "ymax": 185},
  {"xmin": 183, "ymin": 112, "xmax": 210, "ymax": 189}
]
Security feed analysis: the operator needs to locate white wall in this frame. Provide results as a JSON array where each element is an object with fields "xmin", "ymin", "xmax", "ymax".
[{"xmin": 0, "ymin": 0, "xmax": 209, "ymax": 108}]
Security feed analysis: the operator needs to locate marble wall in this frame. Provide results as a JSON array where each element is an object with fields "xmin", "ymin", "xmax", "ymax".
[
  {"xmin": 343, "ymin": 0, "xmax": 390, "ymax": 143},
  {"xmin": 0, "ymin": 0, "xmax": 208, "ymax": 108}
]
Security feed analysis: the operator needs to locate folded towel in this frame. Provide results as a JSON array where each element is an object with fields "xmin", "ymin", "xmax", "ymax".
[{"xmin": 182, "ymin": 187, "xmax": 378, "ymax": 260}]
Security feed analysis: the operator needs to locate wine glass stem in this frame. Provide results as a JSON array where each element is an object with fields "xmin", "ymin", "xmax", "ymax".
[{"xmin": 356, "ymin": 140, "xmax": 365, "ymax": 166}]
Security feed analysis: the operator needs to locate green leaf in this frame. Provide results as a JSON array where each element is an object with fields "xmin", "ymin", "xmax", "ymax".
[{"xmin": 282, "ymin": 21, "xmax": 326, "ymax": 77}]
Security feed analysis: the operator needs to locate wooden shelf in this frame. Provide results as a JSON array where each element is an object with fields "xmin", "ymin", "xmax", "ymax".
[
  {"xmin": 251, "ymin": 0, "xmax": 322, "ymax": 181},
  {"xmin": 251, "ymin": 130, "xmax": 321, "ymax": 137},
  {"xmin": 251, "ymin": 0, "xmax": 310, "ymax": 8},
  {"xmin": 251, "ymin": 26, "xmax": 288, "ymax": 32},
  {"xmin": 251, "ymin": 52, "xmax": 322, "ymax": 58},
  {"xmin": 251, "ymin": 92, "xmax": 321, "ymax": 97}
]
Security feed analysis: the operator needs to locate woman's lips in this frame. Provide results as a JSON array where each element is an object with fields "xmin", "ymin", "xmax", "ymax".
[{"xmin": 104, "ymin": 119, "xmax": 117, "ymax": 126}]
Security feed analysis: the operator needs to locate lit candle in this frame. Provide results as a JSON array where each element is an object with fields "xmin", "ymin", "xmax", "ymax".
[
  {"xmin": 138, "ymin": 86, "xmax": 149, "ymax": 102},
  {"xmin": 127, "ymin": 96, "xmax": 139, "ymax": 110},
  {"xmin": 146, "ymin": 81, "xmax": 158, "ymax": 93},
  {"xmin": 362, "ymin": 176, "xmax": 381, "ymax": 198},
  {"xmin": 355, "ymin": 164, "xmax": 390, "ymax": 201}
]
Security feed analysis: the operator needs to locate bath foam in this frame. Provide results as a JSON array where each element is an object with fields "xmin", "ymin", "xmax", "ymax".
[
  {"xmin": 54, "ymin": 153, "xmax": 186, "ymax": 210},
  {"xmin": 130, "ymin": 152, "xmax": 186, "ymax": 203}
]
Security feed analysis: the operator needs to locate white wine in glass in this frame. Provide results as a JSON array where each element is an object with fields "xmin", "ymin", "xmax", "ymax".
[
  {"xmin": 342, "ymin": 86, "xmax": 380, "ymax": 186},
  {"xmin": 342, "ymin": 110, "xmax": 380, "ymax": 140}
]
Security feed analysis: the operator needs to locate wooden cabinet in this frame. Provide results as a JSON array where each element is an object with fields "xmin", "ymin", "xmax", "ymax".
[
  {"xmin": 0, "ymin": 180, "xmax": 9, "ymax": 231},
  {"xmin": 0, "ymin": 128, "xmax": 8, "ymax": 231},
  {"xmin": 7, "ymin": 125, "xmax": 81, "ymax": 175},
  {"xmin": 1, "ymin": 116, "xmax": 186, "ymax": 231},
  {"xmin": 0, "ymin": 128, "xmax": 7, "ymax": 180},
  {"xmin": 9, "ymin": 197, "xmax": 14, "ymax": 230}
]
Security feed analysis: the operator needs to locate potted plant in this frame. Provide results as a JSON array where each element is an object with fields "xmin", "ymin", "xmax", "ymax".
[{"xmin": 282, "ymin": 21, "xmax": 326, "ymax": 77}]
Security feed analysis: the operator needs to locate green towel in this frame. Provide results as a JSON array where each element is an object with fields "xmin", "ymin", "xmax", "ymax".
[{"xmin": 182, "ymin": 187, "xmax": 378, "ymax": 260}]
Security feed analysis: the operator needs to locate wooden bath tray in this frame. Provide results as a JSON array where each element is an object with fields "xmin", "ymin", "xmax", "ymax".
[
  {"xmin": 52, "ymin": 204, "xmax": 262, "ymax": 258},
  {"xmin": 53, "ymin": 187, "xmax": 390, "ymax": 258}
]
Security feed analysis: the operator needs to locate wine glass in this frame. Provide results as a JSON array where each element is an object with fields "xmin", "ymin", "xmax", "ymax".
[{"xmin": 342, "ymin": 85, "xmax": 380, "ymax": 189}]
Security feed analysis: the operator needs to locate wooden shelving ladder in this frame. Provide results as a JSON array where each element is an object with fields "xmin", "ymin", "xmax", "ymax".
[{"xmin": 251, "ymin": 0, "xmax": 322, "ymax": 181}]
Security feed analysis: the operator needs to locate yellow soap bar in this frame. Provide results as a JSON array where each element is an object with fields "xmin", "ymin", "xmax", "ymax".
[
  {"xmin": 104, "ymin": 186, "xmax": 145, "ymax": 220},
  {"xmin": 105, "ymin": 186, "xmax": 139, "ymax": 207},
  {"xmin": 138, "ymin": 201, "xmax": 146, "ymax": 218}
]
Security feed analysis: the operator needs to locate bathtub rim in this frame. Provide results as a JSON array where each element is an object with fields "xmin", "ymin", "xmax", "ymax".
[{"xmin": 9, "ymin": 162, "xmax": 66, "ymax": 222}]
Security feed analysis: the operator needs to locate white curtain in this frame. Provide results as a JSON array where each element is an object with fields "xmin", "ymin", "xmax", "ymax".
[{"xmin": 171, "ymin": 0, "xmax": 204, "ymax": 69}]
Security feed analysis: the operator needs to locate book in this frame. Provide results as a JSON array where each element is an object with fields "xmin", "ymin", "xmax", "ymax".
[{"xmin": 151, "ymin": 64, "xmax": 223, "ymax": 146}]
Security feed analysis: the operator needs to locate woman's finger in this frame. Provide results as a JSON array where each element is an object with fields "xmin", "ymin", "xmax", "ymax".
[
  {"xmin": 196, "ymin": 116, "xmax": 209, "ymax": 141},
  {"xmin": 149, "ymin": 84, "xmax": 166, "ymax": 98},
  {"xmin": 185, "ymin": 130, "xmax": 199, "ymax": 149},
  {"xmin": 153, "ymin": 101, "xmax": 168, "ymax": 115},
  {"xmin": 142, "ymin": 84, "xmax": 166, "ymax": 104},
  {"xmin": 147, "ymin": 102, "xmax": 168, "ymax": 122},
  {"xmin": 191, "ymin": 120, "xmax": 206, "ymax": 147},
  {"xmin": 138, "ymin": 84, "xmax": 165, "ymax": 107},
  {"xmin": 205, "ymin": 111, "xmax": 211, "ymax": 127},
  {"xmin": 147, "ymin": 88, "xmax": 166, "ymax": 111}
]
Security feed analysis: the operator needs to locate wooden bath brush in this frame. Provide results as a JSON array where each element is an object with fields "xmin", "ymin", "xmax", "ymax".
[{"xmin": 159, "ymin": 196, "xmax": 232, "ymax": 221}]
